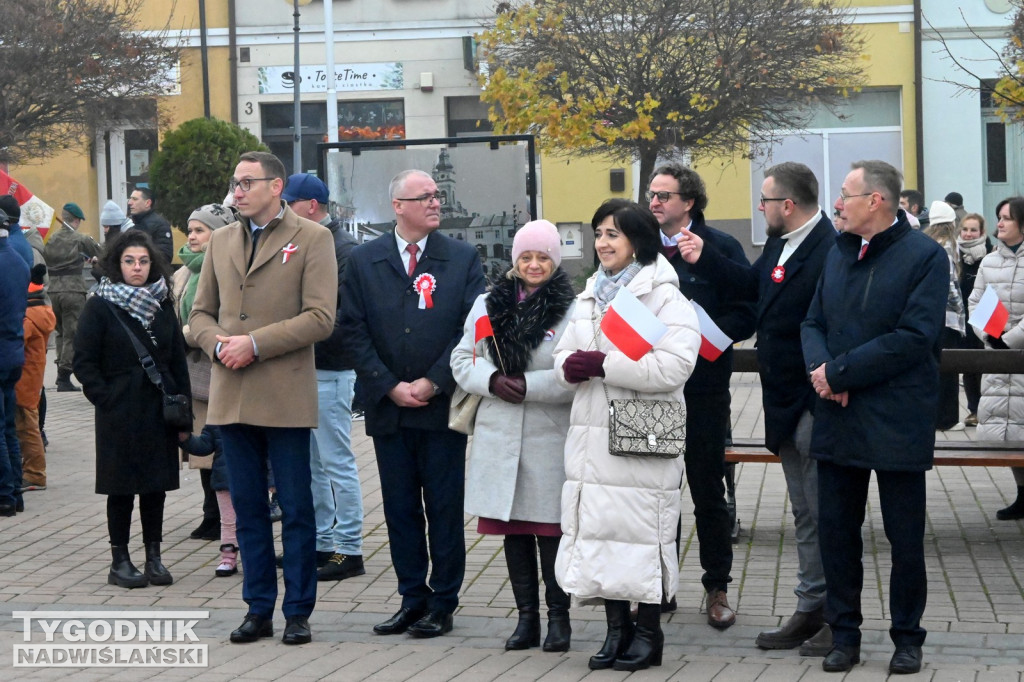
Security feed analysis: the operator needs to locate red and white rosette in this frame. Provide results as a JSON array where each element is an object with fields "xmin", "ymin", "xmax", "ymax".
[
  {"xmin": 413, "ymin": 273, "xmax": 436, "ymax": 309},
  {"xmin": 281, "ymin": 243, "xmax": 299, "ymax": 264}
]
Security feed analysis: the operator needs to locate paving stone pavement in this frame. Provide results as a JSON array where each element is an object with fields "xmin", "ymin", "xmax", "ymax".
[{"xmin": 0, "ymin": 351, "xmax": 1021, "ymax": 680}]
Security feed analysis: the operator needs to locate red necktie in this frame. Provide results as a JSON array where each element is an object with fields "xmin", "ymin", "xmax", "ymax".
[
  {"xmin": 858, "ymin": 243, "xmax": 868, "ymax": 261},
  {"xmin": 406, "ymin": 243, "xmax": 419, "ymax": 277}
]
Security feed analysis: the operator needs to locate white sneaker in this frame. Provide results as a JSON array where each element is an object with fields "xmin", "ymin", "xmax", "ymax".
[{"xmin": 943, "ymin": 422, "xmax": 966, "ymax": 432}]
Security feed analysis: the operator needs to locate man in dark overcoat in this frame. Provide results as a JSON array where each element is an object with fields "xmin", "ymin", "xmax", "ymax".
[
  {"xmin": 677, "ymin": 162, "xmax": 837, "ymax": 654},
  {"xmin": 801, "ymin": 160, "xmax": 948, "ymax": 675},
  {"xmin": 340, "ymin": 169, "xmax": 484, "ymax": 638}
]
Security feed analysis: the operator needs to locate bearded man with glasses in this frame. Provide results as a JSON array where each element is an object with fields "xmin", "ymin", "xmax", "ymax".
[{"xmin": 190, "ymin": 151, "xmax": 338, "ymax": 646}]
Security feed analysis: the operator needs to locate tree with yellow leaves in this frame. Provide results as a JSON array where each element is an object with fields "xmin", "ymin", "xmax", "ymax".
[{"xmin": 478, "ymin": 0, "xmax": 866, "ymax": 190}]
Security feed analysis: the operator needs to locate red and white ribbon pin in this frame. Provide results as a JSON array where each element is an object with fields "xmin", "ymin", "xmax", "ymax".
[
  {"xmin": 413, "ymin": 273, "xmax": 436, "ymax": 309},
  {"xmin": 281, "ymin": 243, "xmax": 298, "ymax": 264}
]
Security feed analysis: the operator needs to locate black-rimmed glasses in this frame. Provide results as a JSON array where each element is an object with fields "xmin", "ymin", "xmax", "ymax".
[
  {"xmin": 229, "ymin": 177, "xmax": 275, "ymax": 192},
  {"xmin": 395, "ymin": 192, "xmax": 446, "ymax": 205}
]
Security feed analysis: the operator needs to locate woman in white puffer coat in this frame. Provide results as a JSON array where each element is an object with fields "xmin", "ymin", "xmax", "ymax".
[
  {"xmin": 968, "ymin": 196, "xmax": 1024, "ymax": 520},
  {"xmin": 553, "ymin": 199, "xmax": 700, "ymax": 672}
]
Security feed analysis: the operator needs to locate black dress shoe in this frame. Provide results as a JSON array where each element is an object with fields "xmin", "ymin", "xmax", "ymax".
[
  {"xmin": 407, "ymin": 611, "xmax": 454, "ymax": 638},
  {"xmin": 230, "ymin": 614, "xmax": 273, "ymax": 643},
  {"xmin": 373, "ymin": 607, "xmax": 426, "ymax": 635},
  {"xmin": 889, "ymin": 645, "xmax": 923, "ymax": 674},
  {"xmin": 282, "ymin": 616, "xmax": 312, "ymax": 645},
  {"xmin": 822, "ymin": 644, "xmax": 860, "ymax": 672},
  {"xmin": 190, "ymin": 518, "xmax": 220, "ymax": 540},
  {"xmin": 756, "ymin": 608, "xmax": 825, "ymax": 650},
  {"xmin": 0, "ymin": 504, "xmax": 15, "ymax": 517}
]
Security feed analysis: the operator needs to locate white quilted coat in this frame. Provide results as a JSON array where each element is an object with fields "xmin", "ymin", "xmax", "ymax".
[
  {"xmin": 968, "ymin": 242, "xmax": 1024, "ymax": 439},
  {"xmin": 553, "ymin": 256, "xmax": 700, "ymax": 605}
]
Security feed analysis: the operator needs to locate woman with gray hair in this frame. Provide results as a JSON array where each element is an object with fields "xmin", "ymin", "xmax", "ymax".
[{"xmin": 171, "ymin": 203, "xmax": 238, "ymax": 574}]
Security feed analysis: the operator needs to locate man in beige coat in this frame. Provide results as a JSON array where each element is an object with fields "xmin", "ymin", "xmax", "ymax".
[{"xmin": 190, "ymin": 151, "xmax": 337, "ymax": 646}]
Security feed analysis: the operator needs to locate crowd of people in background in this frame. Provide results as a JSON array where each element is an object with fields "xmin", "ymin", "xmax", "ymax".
[{"xmin": 2, "ymin": 151, "xmax": 1023, "ymax": 676}]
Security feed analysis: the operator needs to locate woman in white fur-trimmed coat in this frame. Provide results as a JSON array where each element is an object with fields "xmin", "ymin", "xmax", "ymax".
[{"xmin": 553, "ymin": 199, "xmax": 700, "ymax": 672}]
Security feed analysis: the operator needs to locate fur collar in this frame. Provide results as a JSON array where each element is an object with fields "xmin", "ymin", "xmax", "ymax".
[{"xmin": 484, "ymin": 268, "xmax": 575, "ymax": 375}]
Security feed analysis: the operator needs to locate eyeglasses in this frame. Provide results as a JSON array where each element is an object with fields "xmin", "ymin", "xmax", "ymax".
[
  {"xmin": 645, "ymin": 190, "xmax": 685, "ymax": 203},
  {"xmin": 395, "ymin": 192, "xmax": 446, "ymax": 205},
  {"xmin": 121, "ymin": 257, "xmax": 151, "ymax": 268},
  {"xmin": 229, "ymin": 177, "xmax": 275, "ymax": 193},
  {"xmin": 838, "ymin": 191, "xmax": 876, "ymax": 203},
  {"xmin": 759, "ymin": 195, "xmax": 789, "ymax": 206}
]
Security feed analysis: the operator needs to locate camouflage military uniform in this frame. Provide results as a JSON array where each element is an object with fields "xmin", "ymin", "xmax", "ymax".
[{"xmin": 43, "ymin": 226, "xmax": 100, "ymax": 384}]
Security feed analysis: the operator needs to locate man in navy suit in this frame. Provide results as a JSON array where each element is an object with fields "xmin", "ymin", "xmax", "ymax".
[
  {"xmin": 677, "ymin": 162, "xmax": 836, "ymax": 654},
  {"xmin": 340, "ymin": 169, "xmax": 485, "ymax": 638}
]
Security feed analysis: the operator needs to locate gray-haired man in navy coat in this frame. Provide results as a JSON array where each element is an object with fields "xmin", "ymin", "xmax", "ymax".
[{"xmin": 340, "ymin": 169, "xmax": 485, "ymax": 638}]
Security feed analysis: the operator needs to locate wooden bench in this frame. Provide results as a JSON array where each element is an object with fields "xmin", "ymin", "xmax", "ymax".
[{"xmin": 726, "ymin": 439, "xmax": 1024, "ymax": 468}]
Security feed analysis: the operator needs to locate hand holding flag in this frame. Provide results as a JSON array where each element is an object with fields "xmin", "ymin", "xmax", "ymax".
[{"xmin": 969, "ymin": 285, "xmax": 1010, "ymax": 338}]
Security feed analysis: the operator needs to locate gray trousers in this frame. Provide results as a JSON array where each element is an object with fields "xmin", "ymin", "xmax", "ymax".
[{"xmin": 777, "ymin": 410, "xmax": 826, "ymax": 612}]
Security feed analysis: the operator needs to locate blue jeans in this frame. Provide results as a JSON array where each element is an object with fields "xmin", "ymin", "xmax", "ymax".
[
  {"xmin": 310, "ymin": 369, "xmax": 363, "ymax": 555},
  {"xmin": 0, "ymin": 366, "xmax": 23, "ymax": 507},
  {"xmin": 221, "ymin": 424, "xmax": 316, "ymax": 619}
]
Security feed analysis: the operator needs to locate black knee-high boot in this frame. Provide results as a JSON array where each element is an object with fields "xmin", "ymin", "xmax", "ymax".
[
  {"xmin": 613, "ymin": 602, "xmax": 664, "ymax": 671},
  {"xmin": 537, "ymin": 535, "xmax": 570, "ymax": 652},
  {"xmin": 589, "ymin": 600, "xmax": 633, "ymax": 670},
  {"xmin": 503, "ymin": 535, "xmax": 540, "ymax": 650}
]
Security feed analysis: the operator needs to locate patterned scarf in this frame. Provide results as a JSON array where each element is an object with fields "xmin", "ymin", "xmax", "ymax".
[
  {"xmin": 95, "ymin": 276, "xmax": 168, "ymax": 329},
  {"xmin": 593, "ymin": 261, "xmax": 643, "ymax": 311},
  {"xmin": 177, "ymin": 244, "xmax": 205, "ymax": 322}
]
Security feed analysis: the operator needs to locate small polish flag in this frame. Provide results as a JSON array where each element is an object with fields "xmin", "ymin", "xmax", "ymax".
[
  {"xmin": 600, "ymin": 287, "xmax": 668, "ymax": 361},
  {"xmin": 969, "ymin": 285, "xmax": 1010, "ymax": 338},
  {"xmin": 692, "ymin": 302, "xmax": 733, "ymax": 362},
  {"xmin": 468, "ymin": 297, "xmax": 494, "ymax": 364}
]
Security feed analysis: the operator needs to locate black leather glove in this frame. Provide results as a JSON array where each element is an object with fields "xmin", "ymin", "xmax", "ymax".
[
  {"xmin": 563, "ymin": 350, "xmax": 606, "ymax": 383},
  {"xmin": 489, "ymin": 372, "xmax": 527, "ymax": 404}
]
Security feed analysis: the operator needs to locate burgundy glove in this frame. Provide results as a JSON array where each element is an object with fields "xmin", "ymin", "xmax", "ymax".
[
  {"xmin": 563, "ymin": 350, "xmax": 606, "ymax": 383},
  {"xmin": 489, "ymin": 372, "xmax": 527, "ymax": 404}
]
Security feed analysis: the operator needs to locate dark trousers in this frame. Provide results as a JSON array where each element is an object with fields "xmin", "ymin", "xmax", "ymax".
[
  {"xmin": 373, "ymin": 427, "xmax": 467, "ymax": 614},
  {"xmin": 220, "ymin": 424, "xmax": 316, "ymax": 619},
  {"xmin": 817, "ymin": 460, "xmax": 928, "ymax": 648},
  {"xmin": 937, "ymin": 328, "xmax": 962, "ymax": 429},
  {"xmin": 0, "ymin": 366, "xmax": 23, "ymax": 507},
  {"xmin": 962, "ymin": 327, "xmax": 984, "ymax": 415},
  {"xmin": 200, "ymin": 468, "xmax": 219, "ymax": 522},
  {"xmin": 683, "ymin": 388, "xmax": 733, "ymax": 592},
  {"xmin": 107, "ymin": 492, "xmax": 166, "ymax": 545}
]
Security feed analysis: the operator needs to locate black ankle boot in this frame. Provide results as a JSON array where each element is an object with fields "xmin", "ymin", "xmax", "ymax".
[
  {"xmin": 538, "ymin": 535, "xmax": 571, "ymax": 652},
  {"xmin": 589, "ymin": 600, "xmax": 633, "ymax": 670},
  {"xmin": 108, "ymin": 545, "xmax": 148, "ymax": 588},
  {"xmin": 997, "ymin": 487, "xmax": 1024, "ymax": 520},
  {"xmin": 143, "ymin": 541, "xmax": 173, "ymax": 585},
  {"xmin": 503, "ymin": 535, "xmax": 541, "ymax": 650},
  {"xmin": 613, "ymin": 602, "xmax": 664, "ymax": 671}
]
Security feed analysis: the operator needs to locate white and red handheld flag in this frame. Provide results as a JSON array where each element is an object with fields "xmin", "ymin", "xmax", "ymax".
[
  {"xmin": 0, "ymin": 169, "xmax": 56, "ymax": 239},
  {"xmin": 692, "ymin": 302, "xmax": 733, "ymax": 362},
  {"xmin": 969, "ymin": 285, "xmax": 1010, "ymax": 338},
  {"xmin": 467, "ymin": 296, "xmax": 504, "ymax": 370},
  {"xmin": 600, "ymin": 287, "xmax": 668, "ymax": 361}
]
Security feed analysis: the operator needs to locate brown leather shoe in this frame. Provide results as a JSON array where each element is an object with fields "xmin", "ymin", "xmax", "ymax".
[{"xmin": 706, "ymin": 589, "xmax": 736, "ymax": 629}]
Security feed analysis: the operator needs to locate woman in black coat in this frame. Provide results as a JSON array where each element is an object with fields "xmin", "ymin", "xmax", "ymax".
[{"xmin": 73, "ymin": 231, "xmax": 190, "ymax": 588}]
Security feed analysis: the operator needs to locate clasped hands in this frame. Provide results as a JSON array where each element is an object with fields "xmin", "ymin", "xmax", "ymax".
[
  {"xmin": 563, "ymin": 350, "xmax": 606, "ymax": 384},
  {"xmin": 388, "ymin": 378, "xmax": 437, "ymax": 408},
  {"xmin": 810, "ymin": 364, "xmax": 849, "ymax": 407}
]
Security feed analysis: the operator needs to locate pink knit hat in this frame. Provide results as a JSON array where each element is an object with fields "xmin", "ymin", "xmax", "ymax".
[{"xmin": 512, "ymin": 219, "xmax": 562, "ymax": 266}]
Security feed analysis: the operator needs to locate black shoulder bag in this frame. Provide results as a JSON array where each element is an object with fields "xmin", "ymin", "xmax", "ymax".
[{"xmin": 107, "ymin": 302, "xmax": 193, "ymax": 430}]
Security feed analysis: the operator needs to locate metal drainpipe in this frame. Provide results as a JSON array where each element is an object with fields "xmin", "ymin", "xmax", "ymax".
[
  {"xmin": 199, "ymin": 0, "xmax": 211, "ymax": 118},
  {"xmin": 229, "ymin": 0, "xmax": 238, "ymax": 124},
  {"xmin": 914, "ymin": 0, "xmax": 924, "ymax": 193}
]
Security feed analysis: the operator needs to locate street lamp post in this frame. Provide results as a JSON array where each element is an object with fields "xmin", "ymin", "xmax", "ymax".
[{"xmin": 289, "ymin": 0, "xmax": 313, "ymax": 173}]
